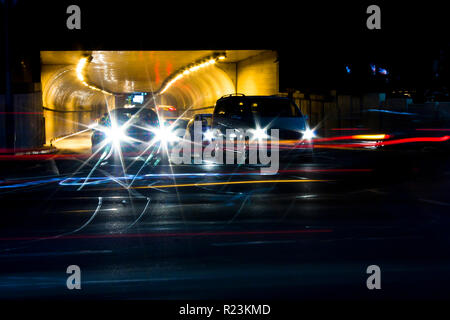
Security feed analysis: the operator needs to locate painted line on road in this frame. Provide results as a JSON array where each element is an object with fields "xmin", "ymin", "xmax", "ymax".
[{"xmin": 96, "ymin": 179, "xmax": 330, "ymax": 191}]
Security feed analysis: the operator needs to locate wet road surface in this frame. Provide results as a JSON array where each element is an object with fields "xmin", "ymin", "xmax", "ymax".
[{"xmin": 1, "ymin": 149, "xmax": 450, "ymax": 299}]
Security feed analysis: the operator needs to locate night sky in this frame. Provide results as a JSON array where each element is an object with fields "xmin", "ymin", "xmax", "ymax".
[{"xmin": 2, "ymin": 1, "xmax": 449, "ymax": 95}]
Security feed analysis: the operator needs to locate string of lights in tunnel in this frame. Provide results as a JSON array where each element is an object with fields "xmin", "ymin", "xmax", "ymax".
[
  {"xmin": 76, "ymin": 53, "xmax": 226, "ymax": 97},
  {"xmin": 76, "ymin": 56, "xmax": 114, "ymax": 96},
  {"xmin": 158, "ymin": 54, "xmax": 226, "ymax": 95}
]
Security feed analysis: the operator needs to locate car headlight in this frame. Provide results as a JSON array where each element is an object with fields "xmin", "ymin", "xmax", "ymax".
[
  {"xmin": 105, "ymin": 126, "xmax": 127, "ymax": 143},
  {"xmin": 302, "ymin": 128, "xmax": 315, "ymax": 140},
  {"xmin": 154, "ymin": 125, "xmax": 179, "ymax": 144},
  {"xmin": 203, "ymin": 129, "xmax": 214, "ymax": 141},
  {"xmin": 250, "ymin": 128, "xmax": 268, "ymax": 140}
]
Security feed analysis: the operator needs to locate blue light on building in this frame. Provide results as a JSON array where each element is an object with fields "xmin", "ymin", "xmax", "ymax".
[
  {"xmin": 345, "ymin": 65, "xmax": 351, "ymax": 74},
  {"xmin": 378, "ymin": 68, "xmax": 388, "ymax": 75}
]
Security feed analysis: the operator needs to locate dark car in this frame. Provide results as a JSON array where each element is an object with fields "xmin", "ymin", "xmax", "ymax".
[
  {"xmin": 184, "ymin": 113, "xmax": 213, "ymax": 142},
  {"xmin": 163, "ymin": 117, "xmax": 190, "ymax": 131},
  {"xmin": 91, "ymin": 107, "xmax": 159, "ymax": 154},
  {"xmin": 211, "ymin": 94, "xmax": 311, "ymax": 140},
  {"xmin": 209, "ymin": 94, "xmax": 314, "ymax": 162},
  {"xmin": 158, "ymin": 117, "xmax": 191, "ymax": 146}
]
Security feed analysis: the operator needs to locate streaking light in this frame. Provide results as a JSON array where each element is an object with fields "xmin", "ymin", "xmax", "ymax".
[
  {"xmin": 367, "ymin": 109, "xmax": 416, "ymax": 116},
  {"xmin": 313, "ymin": 134, "xmax": 390, "ymax": 142},
  {"xmin": 100, "ymin": 179, "xmax": 330, "ymax": 191},
  {"xmin": 352, "ymin": 134, "xmax": 389, "ymax": 140}
]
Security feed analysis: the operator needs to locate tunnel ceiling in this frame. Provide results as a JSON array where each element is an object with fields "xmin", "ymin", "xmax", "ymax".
[{"xmin": 41, "ymin": 50, "xmax": 267, "ymax": 111}]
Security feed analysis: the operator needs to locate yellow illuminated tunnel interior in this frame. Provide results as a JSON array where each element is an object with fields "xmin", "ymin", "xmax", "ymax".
[{"xmin": 40, "ymin": 50, "xmax": 279, "ymax": 144}]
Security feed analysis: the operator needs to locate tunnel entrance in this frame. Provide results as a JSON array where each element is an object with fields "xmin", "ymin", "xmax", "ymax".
[{"xmin": 40, "ymin": 50, "xmax": 279, "ymax": 146}]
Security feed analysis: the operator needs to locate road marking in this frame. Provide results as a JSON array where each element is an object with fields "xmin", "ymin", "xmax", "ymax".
[{"xmin": 98, "ymin": 179, "xmax": 330, "ymax": 191}]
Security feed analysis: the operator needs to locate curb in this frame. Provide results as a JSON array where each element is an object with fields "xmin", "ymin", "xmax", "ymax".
[{"xmin": 0, "ymin": 146, "xmax": 58, "ymax": 156}]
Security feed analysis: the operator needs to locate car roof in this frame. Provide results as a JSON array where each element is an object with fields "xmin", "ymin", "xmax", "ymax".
[
  {"xmin": 164, "ymin": 117, "xmax": 190, "ymax": 120},
  {"xmin": 217, "ymin": 95, "xmax": 290, "ymax": 102},
  {"xmin": 195, "ymin": 113, "xmax": 212, "ymax": 116}
]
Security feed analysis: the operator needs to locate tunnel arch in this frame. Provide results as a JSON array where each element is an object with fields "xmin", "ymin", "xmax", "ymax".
[
  {"xmin": 160, "ymin": 65, "xmax": 235, "ymax": 111},
  {"xmin": 40, "ymin": 50, "xmax": 276, "ymax": 142},
  {"xmin": 42, "ymin": 65, "xmax": 112, "ymax": 143}
]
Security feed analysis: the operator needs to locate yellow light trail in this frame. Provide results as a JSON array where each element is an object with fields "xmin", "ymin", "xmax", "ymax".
[
  {"xmin": 352, "ymin": 134, "xmax": 388, "ymax": 140},
  {"xmin": 96, "ymin": 179, "xmax": 330, "ymax": 191}
]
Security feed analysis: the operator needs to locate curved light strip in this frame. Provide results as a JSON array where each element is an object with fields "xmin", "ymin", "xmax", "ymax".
[
  {"xmin": 76, "ymin": 56, "xmax": 114, "ymax": 96},
  {"xmin": 158, "ymin": 53, "xmax": 226, "ymax": 95}
]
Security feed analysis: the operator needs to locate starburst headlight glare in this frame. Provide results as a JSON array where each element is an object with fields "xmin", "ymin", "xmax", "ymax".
[
  {"xmin": 204, "ymin": 129, "xmax": 214, "ymax": 141},
  {"xmin": 106, "ymin": 127, "xmax": 127, "ymax": 143},
  {"xmin": 302, "ymin": 128, "xmax": 315, "ymax": 140},
  {"xmin": 228, "ymin": 132, "xmax": 237, "ymax": 140},
  {"xmin": 154, "ymin": 125, "xmax": 179, "ymax": 144},
  {"xmin": 251, "ymin": 128, "xmax": 268, "ymax": 140}
]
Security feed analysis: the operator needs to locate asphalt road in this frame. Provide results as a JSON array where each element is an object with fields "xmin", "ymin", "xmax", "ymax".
[{"xmin": 1, "ymin": 148, "xmax": 450, "ymax": 299}]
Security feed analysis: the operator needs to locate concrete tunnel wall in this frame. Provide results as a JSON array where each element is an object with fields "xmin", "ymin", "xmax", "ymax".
[
  {"xmin": 41, "ymin": 50, "xmax": 279, "ymax": 144},
  {"xmin": 42, "ymin": 64, "xmax": 115, "ymax": 144},
  {"xmin": 236, "ymin": 50, "xmax": 279, "ymax": 96},
  {"xmin": 163, "ymin": 50, "xmax": 279, "ymax": 116}
]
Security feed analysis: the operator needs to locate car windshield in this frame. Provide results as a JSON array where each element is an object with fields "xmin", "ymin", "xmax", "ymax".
[
  {"xmin": 172, "ymin": 119, "xmax": 189, "ymax": 129},
  {"xmin": 165, "ymin": 118, "xmax": 189, "ymax": 129},
  {"xmin": 202, "ymin": 117, "xmax": 212, "ymax": 127},
  {"xmin": 195, "ymin": 116, "xmax": 212, "ymax": 127},
  {"xmin": 102, "ymin": 108, "xmax": 158, "ymax": 126},
  {"xmin": 215, "ymin": 97, "xmax": 302, "ymax": 118}
]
